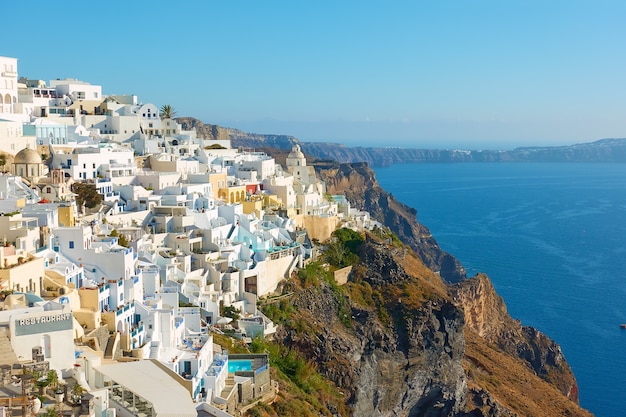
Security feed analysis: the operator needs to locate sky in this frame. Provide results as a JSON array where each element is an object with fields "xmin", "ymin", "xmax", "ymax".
[{"xmin": 4, "ymin": 1, "xmax": 626, "ymax": 149}]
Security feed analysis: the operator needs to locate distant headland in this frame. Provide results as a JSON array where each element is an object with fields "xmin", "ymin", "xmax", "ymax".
[{"xmin": 176, "ymin": 118, "xmax": 626, "ymax": 167}]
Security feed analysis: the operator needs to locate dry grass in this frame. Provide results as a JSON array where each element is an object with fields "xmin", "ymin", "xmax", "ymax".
[{"xmin": 464, "ymin": 330, "xmax": 593, "ymax": 417}]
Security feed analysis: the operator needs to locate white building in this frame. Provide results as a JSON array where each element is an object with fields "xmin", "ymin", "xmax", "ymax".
[
  {"xmin": 0, "ymin": 56, "xmax": 18, "ymax": 116},
  {"xmin": 94, "ymin": 360, "xmax": 197, "ymax": 417},
  {"xmin": 5, "ymin": 305, "xmax": 77, "ymax": 377},
  {"xmin": 51, "ymin": 225, "xmax": 137, "ymax": 283},
  {"xmin": 49, "ymin": 78, "xmax": 102, "ymax": 102},
  {"xmin": 17, "ymin": 77, "xmax": 63, "ymax": 118},
  {"xmin": 0, "ymin": 118, "xmax": 34, "ymax": 155},
  {"xmin": 50, "ymin": 145, "xmax": 135, "ymax": 181}
]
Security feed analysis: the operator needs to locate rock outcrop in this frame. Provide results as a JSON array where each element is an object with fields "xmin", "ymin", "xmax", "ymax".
[
  {"xmin": 274, "ymin": 236, "xmax": 591, "ymax": 416},
  {"xmin": 313, "ymin": 160, "xmax": 466, "ymax": 284},
  {"xmin": 175, "ymin": 117, "xmax": 299, "ymax": 148},
  {"xmin": 181, "ymin": 120, "xmax": 592, "ymax": 416},
  {"xmin": 452, "ymin": 274, "xmax": 579, "ymax": 402},
  {"xmin": 281, "ymin": 239, "xmax": 469, "ymax": 416}
]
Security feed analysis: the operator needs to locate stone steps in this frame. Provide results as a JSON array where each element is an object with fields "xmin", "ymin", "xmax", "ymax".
[{"xmin": 0, "ymin": 326, "xmax": 18, "ymax": 366}]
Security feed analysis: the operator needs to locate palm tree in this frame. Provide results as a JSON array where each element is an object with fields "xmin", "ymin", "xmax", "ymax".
[{"xmin": 159, "ymin": 104, "xmax": 177, "ymax": 119}]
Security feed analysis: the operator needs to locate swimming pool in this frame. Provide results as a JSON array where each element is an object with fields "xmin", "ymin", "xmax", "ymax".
[{"xmin": 228, "ymin": 359, "xmax": 253, "ymax": 373}]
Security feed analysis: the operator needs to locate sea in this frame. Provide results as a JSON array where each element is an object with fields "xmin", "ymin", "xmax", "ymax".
[{"xmin": 374, "ymin": 162, "xmax": 626, "ymax": 417}]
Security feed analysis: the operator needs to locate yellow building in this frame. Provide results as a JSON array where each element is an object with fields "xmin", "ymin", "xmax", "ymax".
[
  {"xmin": 58, "ymin": 204, "xmax": 76, "ymax": 227},
  {"xmin": 242, "ymin": 199, "xmax": 263, "ymax": 218},
  {"xmin": 207, "ymin": 171, "xmax": 227, "ymax": 199},
  {"xmin": 218, "ymin": 184, "xmax": 246, "ymax": 204}
]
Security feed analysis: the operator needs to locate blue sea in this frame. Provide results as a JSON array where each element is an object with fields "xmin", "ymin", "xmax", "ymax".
[{"xmin": 374, "ymin": 162, "xmax": 626, "ymax": 417}]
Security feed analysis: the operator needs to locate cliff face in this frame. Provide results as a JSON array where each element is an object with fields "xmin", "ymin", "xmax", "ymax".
[
  {"xmin": 280, "ymin": 239, "xmax": 468, "ymax": 416},
  {"xmin": 298, "ymin": 138, "xmax": 626, "ymax": 165},
  {"xmin": 274, "ymin": 161, "xmax": 588, "ymax": 416},
  {"xmin": 273, "ymin": 236, "xmax": 590, "ymax": 417},
  {"xmin": 180, "ymin": 121, "xmax": 591, "ymax": 416},
  {"xmin": 313, "ymin": 160, "xmax": 466, "ymax": 284},
  {"xmin": 176, "ymin": 117, "xmax": 300, "ymax": 148},
  {"xmin": 452, "ymin": 275, "xmax": 580, "ymax": 402},
  {"xmin": 228, "ymin": 131, "xmax": 626, "ymax": 166},
  {"xmin": 175, "ymin": 117, "xmax": 231, "ymax": 141}
]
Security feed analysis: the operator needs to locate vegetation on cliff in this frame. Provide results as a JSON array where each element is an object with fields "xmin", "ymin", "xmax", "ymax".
[
  {"xmin": 213, "ymin": 227, "xmax": 590, "ymax": 417},
  {"xmin": 186, "ymin": 123, "xmax": 592, "ymax": 416}
]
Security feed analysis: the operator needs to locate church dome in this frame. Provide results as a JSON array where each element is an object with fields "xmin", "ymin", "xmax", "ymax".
[
  {"xmin": 288, "ymin": 144, "xmax": 305, "ymax": 160},
  {"xmin": 14, "ymin": 147, "xmax": 42, "ymax": 164}
]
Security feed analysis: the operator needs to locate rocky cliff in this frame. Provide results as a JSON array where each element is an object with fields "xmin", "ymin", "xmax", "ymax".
[
  {"xmin": 175, "ymin": 117, "xmax": 300, "ymax": 148},
  {"xmin": 291, "ymin": 139, "xmax": 626, "ymax": 166},
  {"xmin": 262, "ymin": 234, "xmax": 590, "ymax": 417},
  {"xmin": 249, "ymin": 158, "xmax": 590, "ymax": 416},
  {"xmin": 315, "ymin": 139, "xmax": 626, "ymax": 165},
  {"xmin": 179, "ymin": 116, "xmax": 626, "ymax": 165},
  {"xmin": 313, "ymin": 160, "xmax": 466, "ymax": 284},
  {"xmin": 222, "ymin": 125, "xmax": 626, "ymax": 166},
  {"xmin": 179, "ymin": 119, "xmax": 591, "ymax": 416}
]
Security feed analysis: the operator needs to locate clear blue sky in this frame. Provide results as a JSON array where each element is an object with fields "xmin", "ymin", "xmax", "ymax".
[{"xmin": 4, "ymin": 1, "xmax": 626, "ymax": 149}]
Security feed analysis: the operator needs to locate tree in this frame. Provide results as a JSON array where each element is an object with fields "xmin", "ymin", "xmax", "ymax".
[
  {"xmin": 72, "ymin": 182, "xmax": 102, "ymax": 209},
  {"xmin": 0, "ymin": 154, "xmax": 6, "ymax": 172},
  {"xmin": 110, "ymin": 229, "xmax": 129, "ymax": 247},
  {"xmin": 159, "ymin": 104, "xmax": 177, "ymax": 119},
  {"xmin": 322, "ymin": 228, "xmax": 364, "ymax": 268}
]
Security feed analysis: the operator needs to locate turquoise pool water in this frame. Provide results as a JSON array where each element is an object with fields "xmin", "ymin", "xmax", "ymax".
[{"xmin": 228, "ymin": 359, "xmax": 252, "ymax": 373}]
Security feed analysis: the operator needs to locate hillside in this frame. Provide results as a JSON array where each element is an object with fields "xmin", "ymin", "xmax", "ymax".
[
  {"xmin": 240, "ymin": 160, "xmax": 588, "ymax": 416},
  {"xmin": 178, "ymin": 117, "xmax": 592, "ymax": 416},
  {"xmin": 242, "ymin": 231, "xmax": 590, "ymax": 417}
]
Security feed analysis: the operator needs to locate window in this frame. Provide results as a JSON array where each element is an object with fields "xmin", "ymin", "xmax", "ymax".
[
  {"xmin": 69, "ymin": 241, "xmax": 74, "ymax": 249},
  {"xmin": 93, "ymin": 163, "xmax": 96, "ymax": 168}
]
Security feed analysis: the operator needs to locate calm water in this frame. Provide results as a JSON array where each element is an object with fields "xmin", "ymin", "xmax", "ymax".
[{"xmin": 374, "ymin": 162, "xmax": 626, "ymax": 417}]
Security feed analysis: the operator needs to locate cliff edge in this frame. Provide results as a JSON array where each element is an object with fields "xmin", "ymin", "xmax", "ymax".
[
  {"xmin": 261, "ymin": 234, "xmax": 590, "ymax": 417},
  {"xmin": 313, "ymin": 159, "xmax": 466, "ymax": 284},
  {"xmin": 182, "ymin": 121, "xmax": 591, "ymax": 416}
]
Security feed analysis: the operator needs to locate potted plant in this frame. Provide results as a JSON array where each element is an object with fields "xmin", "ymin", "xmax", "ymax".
[{"xmin": 71, "ymin": 384, "xmax": 84, "ymax": 405}]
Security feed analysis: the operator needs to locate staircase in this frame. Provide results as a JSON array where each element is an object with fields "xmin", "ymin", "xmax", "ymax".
[
  {"xmin": 220, "ymin": 376, "xmax": 236, "ymax": 400},
  {"xmin": 104, "ymin": 332, "xmax": 119, "ymax": 359},
  {"xmin": 148, "ymin": 341, "xmax": 160, "ymax": 359},
  {"xmin": 0, "ymin": 325, "xmax": 18, "ymax": 366}
]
